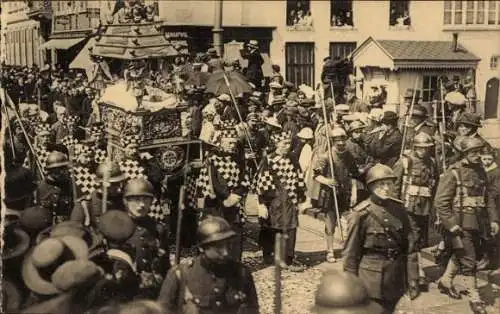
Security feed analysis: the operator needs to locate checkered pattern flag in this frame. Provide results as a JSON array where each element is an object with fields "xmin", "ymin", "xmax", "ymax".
[
  {"xmin": 119, "ymin": 159, "xmax": 148, "ymax": 180},
  {"xmin": 61, "ymin": 135, "xmax": 79, "ymax": 149},
  {"xmin": 35, "ymin": 123, "xmax": 51, "ymax": 135},
  {"xmin": 196, "ymin": 166, "xmax": 215, "ymax": 199},
  {"xmin": 185, "ymin": 172, "xmax": 199, "ymax": 209},
  {"xmin": 73, "ymin": 144, "xmax": 92, "ymax": 165},
  {"xmin": 35, "ymin": 147, "xmax": 50, "ymax": 173},
  {"xmin": 148, "ymin": 198, "xmax": 169, "ymax": 223},
  {"xmin": 270, "ymin": 130, "xmax": 292, "ymax": 143},
  {"xmin": 71, "ymin": 166, "xmax": 99, "ymax": 195},
  {"xmin": 212, "ymin": 119, "xmax": 239, "ymax": 144},
  {"xmin": 94, "ymin": 148, "xmax": 107, "ymax": 164},
  {"xmin": 121, "ymin": 134, "xmax": 141, "ymax": 147}
]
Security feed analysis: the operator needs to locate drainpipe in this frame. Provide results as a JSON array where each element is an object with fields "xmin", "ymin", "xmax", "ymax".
[
  {"xmin": 452, "ymin": 33, "xmax": 458, "ymax": 52},
  {"xmin": 213, "ymin": 0, "xmax": 223, "ymax": 57}
]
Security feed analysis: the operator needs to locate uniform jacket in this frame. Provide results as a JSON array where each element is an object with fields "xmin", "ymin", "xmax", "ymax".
[
  {"xmin": 343, "ymin": 196, "xmax": 419, "ymax": 301},
  {"xmin": 434, "ymin": 160, "xmax": 499, "ymax": 232},
  {"xmin": 373, "ymin": 127, "xmax": 403, "ymax": 168},
  {"xmin": 392, "ymin": 153, "xmax": 438, "ymax": 216},
  {"xmin": 37, "ymin": 177, "xmax": 73, "ymax": 219},
  {"xmin": 346, "ymin": 138, "xmax": 369, "ymax": 169},
  {"xmin": 241, "ymin": 50, "xmax": 264, "ymax": 86},
  {"xmin": 157, "ymin": 257, "xmax": 259, "ymax": 314}
]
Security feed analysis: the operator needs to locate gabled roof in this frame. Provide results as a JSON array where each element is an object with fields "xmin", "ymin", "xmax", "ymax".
[{"xmin": 351, "ymin": 37, "xmax": 480, "ymax": 70}]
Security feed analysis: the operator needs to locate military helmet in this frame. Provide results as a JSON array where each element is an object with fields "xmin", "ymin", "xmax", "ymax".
[
  {"xmin": 123, "ymin": 178, "xmax": 154, "ymax": 198},
  {"xmin": 348, "ymin": 121, "xmax": 366, "ymax": 133},
  {"xmin": 312, "ymin": 270, "xmax": 385, "ymax": 314},
  {"xmin": 413, "ymin": 132, "xmax": 435, "ymax": 148},
  {"xmin": 45, "ymin": 151, "xmax": 69, "ymax": 169},
  {"xmin": 95, "ymin": 162, "xmax": 126, "ymax": 183},
  {"xmin": 365, "ymin": 163, "xmax": 397, "ymax": 185},
  {"xmin": 329, "ymin": 128, "xmax": 347, "ymax": 139},
  {"xmin": 461, "ymin": 137, "xmax": 485, "ymax": 153},
  {"xmin": 197, "ymin": 216, "xmax": 237, "ymax": 246}
]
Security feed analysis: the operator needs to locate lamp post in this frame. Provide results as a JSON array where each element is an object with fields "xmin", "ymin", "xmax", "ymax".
[{"xmin": 213, "ymin": 0, "xmax": 223, "ymax": 57}]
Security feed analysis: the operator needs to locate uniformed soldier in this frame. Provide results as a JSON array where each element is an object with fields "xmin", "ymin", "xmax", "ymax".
[
  {"xmin": 435, "ymin": 137, "xmax": 499, "ymax": 314},
  {"xmin": 157, "ymin": 216, "xmax": 259, "ymax": 314},
  {"xmin": 314, "ymin": 128, "xmax": 359, "ymax": 263},
  {"xmin": 121, "ymin": 178, "xmax": 170, "ymax": 299},
  {"xmin": 392, "ymin": 132, "xmax": 439, "ymax": 289},
  {"xmin": 369, "ymin": 111, "xmax": 403, "ymax": 168},
  {"xmin": 70, "ymin": 162, "xmax": 127, "ymax": 228},
  {"xmin": 343, "ymin": 164, "xmax": 420, "ymax": 312},
  {"xmin": 402, "ymin": 104, "xmax": 436, "ymax": 152},
  {"xmin": 37, "ymin": 151, "xmax": 74, "ymax": 224}
]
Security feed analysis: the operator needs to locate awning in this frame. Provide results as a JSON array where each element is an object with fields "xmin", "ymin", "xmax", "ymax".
[
  {"xmin": 39, "ymin": 37, "xmax": 86, "ymax": 50},
  {"xmin": 70, "ymin": 38, "xmax": 95, "ymax": 70}
]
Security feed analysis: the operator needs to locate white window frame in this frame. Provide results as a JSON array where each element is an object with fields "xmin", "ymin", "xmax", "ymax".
[{"xmin": 444, "ymin": 0, "xmax": 500, "ymax": 29}]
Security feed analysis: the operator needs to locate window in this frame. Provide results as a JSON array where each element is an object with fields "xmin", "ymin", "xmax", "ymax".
[
  {"xmin": 330, "ymin": 1, "xmax": 353, "ymax": 27},
  {"xmin": 422, "ymin": 75, "xmax": 439, "ymax": 102},
  {"xmin": 491, "ymin": 56, "xmax": 499, "ymax": 69},
  {"xmin": 329, "ymin": 42, "xmax": 356, "ymax": 86},
  {"xmin": 286, "ymin": 1, "xmax": 312, "ymax": 27},
  {"xmin": 286, "ymin": 43, "xmax": 315, "ymax": 87},
  {"xmin": 389, "ymin": 0, "xmax": 411, "ymax": 26},
  {"xmin": 444, "ymin": 0, "xmax": 500, "ymax": 25}
]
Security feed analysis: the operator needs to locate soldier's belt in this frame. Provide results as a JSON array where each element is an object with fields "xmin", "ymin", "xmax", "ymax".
[
  {"xmin": 456, "ymin": 205, "xmax": 486, "ymax": 214},
  {"xmin": 406, "ymin": 185, "xmax": 432, "ymax": 197},
  {"xmin": 453, "ymin": 196, "xmax": 486, "ymax": 209},
  {"xmin": 364, "ymin": 248, "xmax": 402, "ymax": 260}
]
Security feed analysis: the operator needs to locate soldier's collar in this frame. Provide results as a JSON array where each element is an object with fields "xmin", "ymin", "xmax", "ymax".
[{"xmin": 370, "ymin": 194, "xmax": 389, "ymax": 207}]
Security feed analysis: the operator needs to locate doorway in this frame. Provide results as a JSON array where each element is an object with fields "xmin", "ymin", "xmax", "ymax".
[{"xmin": 484, "ymin": 77, "xmax": 499, "ymax": 119}]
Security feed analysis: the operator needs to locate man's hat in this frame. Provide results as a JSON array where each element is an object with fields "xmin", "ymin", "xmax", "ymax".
[
  {"xmin": 207, "ymin": 48, "xmax": 218, "ymax": 56},
  {"xmin": 411, "ymin": 104, "xmax": 429, "ymax": 118},
  {"xmin": 19, "ymin": 206, "xmax": 53, "ymax": 235},
  {"xmin": 381, "ymin": 111, "xmax": 399, "ymax": 123},
  {"xmin": 4, "ymin": 166, "xmax": 37, "ymax": 204},
  {"xmin": 51, "ymin": 260, "xmax": 103, "ymax": 292},
  {"xmin": 457, "ymin": 112, "xmax": 481, "ymax": 127},
  {"xmin": 297, "ymin": 127, "xmax": 314, "ymax": 140},
  {"xmin": 36, "ymin": 221, "xmax": 102, "ymax": 254},
  {"xmin": 299, "ymin": 98, "xmax": 316, "ymax": 108},
  {"xmin": 98, "ymin": 210, "xmax": 136, "ymax": 243},
  {"xmin": 217, "ymin": 93, "xmax": 231, "ymax": 102},
  {"xmin": 22, "ymin": 236, "xmax": 89, "ymax": 295},
  {"xmin": 248, "ymin": 40, "xmax": 259, "ymax": 48},
  {"xmin": 2, "ymin": 222, "xmax": 30, "ymax": 261},
  {"xmin": 264, "ymin": 116, "xmax": 282, "ymax": 129}
]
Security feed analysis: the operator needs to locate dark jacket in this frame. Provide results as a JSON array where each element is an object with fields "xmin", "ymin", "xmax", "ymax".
[{"xmin": 241, "ymin": 49, "xmax": 264, "ymax": 86}]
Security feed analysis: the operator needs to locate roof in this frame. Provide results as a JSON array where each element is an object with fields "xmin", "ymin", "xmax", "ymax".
[{"xmin": 351, "ymin": 37, "xmax": 480, "ymax": 70}]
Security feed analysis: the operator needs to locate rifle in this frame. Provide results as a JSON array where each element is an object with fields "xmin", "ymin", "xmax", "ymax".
[
  {"xmin": 432, "ymin": 100, "xmax": 442, "ymax": 171},
  {"xmin": 274, "ymin": 232, "xmax": 286, "ymax": 314},
  {"xmin": 101, "ymin": 131, "xmax": 113, "ymax": 215},
  {"xmin": 400, "ymin": 77, "xmax": 419, "ymax": 157},
  {"xmin": 175, "ymin": 143, "xmax": 191, "ymax": 265},
  {"xmin": 317, "ymin": 86, "xmax": 344, "ymax": 242}
]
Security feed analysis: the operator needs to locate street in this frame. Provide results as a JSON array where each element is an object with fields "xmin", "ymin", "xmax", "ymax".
[{"xmin": 241, "ymin": 212, "xmax": 500, "ymax": 314}]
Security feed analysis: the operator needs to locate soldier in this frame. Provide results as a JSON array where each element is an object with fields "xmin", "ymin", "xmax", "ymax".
[
  {"xmin": 157, "ymin": 216, "xmax": 259, "ymax": 314},
  {"xmin": 343, "ymin": 164, "xmax": 420, "ymax": 312},
  {"xmin": 346, "ymin": 120, "xmax": 370, "ymax": 204},
  {"xmin": 196, "ymin": 123, "xmax": 249, "ymax": 261},
  {"xmin": 254, "ymin": 130, "xmax": 306, "ymax": 269},
  {"xmin": 435, "ymin": 137, "xmax": 499, "ymax": 314},
  {"xmin": 70, "ymin": 162, "xmax": 127, "ymax": 228},
  {"xmin": 314, "ymin": 128, "xmax": 359, "ymax": 263},
  {"xmin": 481, "ymin": 147, "xmax": 500, "ymax": 268},
  {"xmin": 403, "ymin": 104, "xmax": 436, "ymax": 152},
  {"xmin": 37, "ymin": 151, "xmax": 74, "ymax": 224},
  {"xmin": 392, "ymin": 132, "xmax": 439, "ymax": 289},
  {"xmin": 370, "ymin": 111, "xmax": 403, "ymax": 168}
]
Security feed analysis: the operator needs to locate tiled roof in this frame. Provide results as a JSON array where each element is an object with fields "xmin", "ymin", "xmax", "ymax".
[{"xmin": 377, "ymin": 40, "xmax": 480, "ymax": 61}]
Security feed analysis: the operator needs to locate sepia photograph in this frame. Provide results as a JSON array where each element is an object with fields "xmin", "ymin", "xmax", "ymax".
[{"xmin": 0, "ymin": 0, "xmax": 499, "ymax": 313}]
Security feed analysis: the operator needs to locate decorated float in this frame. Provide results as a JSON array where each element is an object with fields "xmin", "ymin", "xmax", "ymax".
[{"xmin": 91, "ymin": 2, "xmax": 202, "ymax": 174}]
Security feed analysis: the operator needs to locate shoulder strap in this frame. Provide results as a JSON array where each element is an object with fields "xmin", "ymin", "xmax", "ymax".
[
  {"xmin": 367, "ymin": 207, "xmax": 404, "ymax": 245},
  {"xmin": 451, "ymin": 169, "xmax": 464, "ymax": 226}
]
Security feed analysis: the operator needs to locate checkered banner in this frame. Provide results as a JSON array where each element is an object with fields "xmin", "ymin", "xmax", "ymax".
[
  {"xmin": 254, "ymin": 155, "xmax": 305, "ymax": 205},
  {"xmin": 71, "ymin": 166, "xmax": 99, "ymax": 195},
  {"xmin": 119, "ymin": 159, "xmax": 148, "ymax": 180}
]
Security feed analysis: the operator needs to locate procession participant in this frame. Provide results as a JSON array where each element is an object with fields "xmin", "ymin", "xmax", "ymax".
[
  {"xmin": 343, "ymin": 164, "xmax": 420, "ymax": 312},
  {"xmin": 267, "ymin": 81, "xmax": 284, "ymax": 107},
  {"xmin": 158, "ymin": 216, "xmax": 259, "ymax": 314},
  {"xmin": 311, "ymin": 270, "xmax": 386, "ymax": 314},
  {"xmin": 254, "ymin": 130, "xmax": 306, "ymax": 269},
  {"xmin": 271, "ymin": 64, "xmax": 284, "ymax": 85},
  {"xmin": 450, "ymin": 113, "xmax": 490, "ymax": 164},
  {"xmin": 403, "ymin": 104, "xmax": 436, "ymax": 152},
  {"xmin": 240, "ymin": 40, "xmax": 264, "ymax": 89},
  {"xmin": 481, "ymin": 147, "xmax": 500, "ymax": 269},
  {"xmin": 237, "ymin": 112, "xmax": 267, "ymax": 176},
  {"xmin": 70, "ymin": 162, "xmax": 127, "ymax": 228},
  {"xmin": 196, "ymin": 122, "xmax": 250, "ymax": 261},
  {"xmin": 52, "ymin": 114, "xmax": 82, "ymax": 145},
  {"xmin": 392, "ymin": 132, "xmax": 439, "ymax": 289},
  {"xmin": 37, "ymin": 151, "xmax": 74, "ymax": 224},
  {"xmin": 314, "ymin": 128, "xmax": 359, "ymax": 263},
  {"xmin": 435, "ymin": 137, "xmax": 499, "ymax": 314},
  {"xmin": 293, "ymin": 127, "xmax": 314, "ymax": 174},
  {"xmin": 370, "ymin": 111, "xmax": 403, "ymax": 168}
]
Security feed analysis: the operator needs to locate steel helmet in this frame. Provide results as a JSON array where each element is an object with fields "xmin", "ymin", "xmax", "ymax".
[
  {"xmin": 197, "ymin": 216, "xmax": 237, "ymax": 246},
  {"xmin": 45, "ymin": 151, "xmax": 69, "ymax": 169},
  {"xmin": 313, "ymin": 270, "xmax": 385, "ymax": 314},
  {"xmin": 461, "ymin": 137, "xmax": 485, "ymax": 153},
  {"xmin": 348, "ymin": 121, "xmax": 366, "ymax": 133},
  {"xmin": 123, "ymin": 178, "xmax": 154, "ymax": 198},
  {"xmin": 413, "ymin": 132, "xmax": 435, "ymax": 148},
  {"xmin": 329, "ymin": 128, "xmax": 347, "ymax": 139},
  {"xmin": 95, "ymin": 162, "xmax": 126, "ymax": 183},
  {"xmin": 297, "ymin": 127, "xmax": 314, "ymax": 140},
  {"xmin": 365, "ymin": 164, "xmax": 397, "ymax": 185}
]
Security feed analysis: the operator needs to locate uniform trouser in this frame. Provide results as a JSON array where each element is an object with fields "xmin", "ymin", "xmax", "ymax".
[
  {"xmin": 454, "ymin": 230, "xmax": 480, "ymax": 275},
  {"xmin": 260, "ymin": 227, "xmax": 297, "ymax": 265},
  {"xmin": 408, "ymin": 213, "xmax": 429, "ymax": 250}
]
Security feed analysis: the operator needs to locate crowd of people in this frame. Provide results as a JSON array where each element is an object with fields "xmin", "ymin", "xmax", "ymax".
[{"xmin": 2, "ymin": 37, "xmax": 500, "ymax": 314}]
